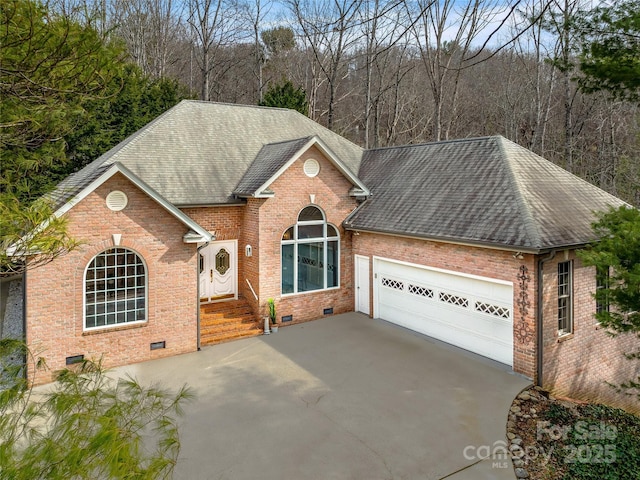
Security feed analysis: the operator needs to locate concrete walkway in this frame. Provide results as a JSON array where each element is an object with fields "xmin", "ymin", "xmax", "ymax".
[{"xmin": 116, "ymin": 313, "xmax": 530, "ymax": 479}]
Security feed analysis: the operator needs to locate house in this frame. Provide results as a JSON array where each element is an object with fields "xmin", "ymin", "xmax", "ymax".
[{"xmin": 2, "ymin": 100, "xmax": 636, "ymax": 411}]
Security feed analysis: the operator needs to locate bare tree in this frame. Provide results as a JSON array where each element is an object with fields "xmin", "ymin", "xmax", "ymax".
[
  {"xmin": 241, "ymin": 0, "xmax": 273, "ymax": 102},
  {"xmin": 501, "ymin": 0, "xmax": 558, "ymax": 153},
  {"xmin": 542, "ymin": 0, "xmax": 588, "ymax": 172},
  {"xmin": 407, "ymin": 0, "xmax": 509, "ymax": 141},
  {"xmin": 287, "ymin": 0, "xmax": 363, "ymax": 130},
  {"xmin": 359, "ymin": 1, "xmax": 420, "ymax": 148},
  {"xmin": 187, "ymin": 0, "xmax": 245, "ymax": 101}
]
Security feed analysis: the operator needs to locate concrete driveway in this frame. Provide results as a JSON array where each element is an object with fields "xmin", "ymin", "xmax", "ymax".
[{"xmin": 116, "ymin": 313, "xmax": 530, "ymax": 480}]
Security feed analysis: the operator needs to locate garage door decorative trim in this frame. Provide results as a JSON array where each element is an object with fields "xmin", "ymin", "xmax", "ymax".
[
  {"xmin": 373, "ymin": 256, "xmax": 514, "ymax": 366},
  {"xmin": 515, "ymin": 265, "xmax": 534, "ymax": 344}
]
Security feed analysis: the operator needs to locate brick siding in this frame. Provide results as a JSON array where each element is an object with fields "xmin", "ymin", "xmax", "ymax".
[
  {"xmin": 352, "ymin": 232, "xmax": 538, "ymax": 378},
  {"xmin": 257, "ymin": 146, "xmax": 358, "ymax": 324},
  {"xmin": 25, "ymin": 173, "xmax": 198, "ymax": 384},
  {"xmin": 27, "ymin": 154, "xmax": 635, "ymax": 413},
  {"xmin": 541, "ymin": 250, "xmax": 639, "ymax": 412}
]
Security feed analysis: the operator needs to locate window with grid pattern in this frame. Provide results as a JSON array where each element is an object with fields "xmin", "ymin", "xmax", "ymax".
[
  {"xmin": 281, "ymin": 206, "xmax": 339, "ymax": 294},
  {"xmin": 85, "ymin": 248, "xmax": 146, "ymax": 330},
  {"xmin": 596, "ymin": 266, "xmax": 610, "ymax": 316},
  {"xmin": 558, "ymin": 261, "xmax": 573, "ymax": 335}
]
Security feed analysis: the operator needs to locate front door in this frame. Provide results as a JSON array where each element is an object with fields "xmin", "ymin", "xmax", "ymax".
[{"xmin": 199, "ymin": 240, "xmax": 237, "ymax": 302}]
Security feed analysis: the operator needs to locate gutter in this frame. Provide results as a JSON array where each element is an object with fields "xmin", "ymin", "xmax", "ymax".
[
  {"xmin": 344, "ymin": 224, "xmax": 543, "ymax": 254},
  {"xmin": 22, "ymin": 266, "xmax": 27, "ymax": 381},
  {"xmin": 536, "ymin": 250, "xmax": 557, "ymax": 387},
  {"xmin": 196, "ymin": 242, "xmax": 210, "ymax": 351}
]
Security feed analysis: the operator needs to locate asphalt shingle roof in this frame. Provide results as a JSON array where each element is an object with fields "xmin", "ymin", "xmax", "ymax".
[
  {"xmin": 50, "ymin": 101, "xmax": 364, "ymax": 207},
  {"xmin": 50, "ymin": 102, "xmax": 626, "ymax": 252},
  {"xmin": 345, "ymin": 136, "xmax": 626, "ymax": 251},
  {"xmin": 48, "ymin": 164, "xmax": 112, "ymax": 211},
  {"xmin": 233, "ymin": 137, "xmax": 313, "ymax": 196}
]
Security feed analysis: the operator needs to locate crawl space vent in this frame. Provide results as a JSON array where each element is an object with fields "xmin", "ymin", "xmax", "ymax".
[{"xmin": 66, "ymin": 354, "xmax": 84, "ymax": 365}]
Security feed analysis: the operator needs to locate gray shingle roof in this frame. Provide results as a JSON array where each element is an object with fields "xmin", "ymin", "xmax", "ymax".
[
  {"xmin": 49, "ymin": 102, "xmax": 625, "ymax": 252},
  {"xmin": 48, "ymin": 164, "xmax": 112, "ymax": 211},
  {"xmin": 49, "ymin": 101, "xmax": 364, "ymax": 207},
  {"xmin": 345, "ymin": 136, "xmax": 625, "ymax": 251},
  {"xmin": 233, "ymin": 137, "xmax": 313, "ymax": 196}
]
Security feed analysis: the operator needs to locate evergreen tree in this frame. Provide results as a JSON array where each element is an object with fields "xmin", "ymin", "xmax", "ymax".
[
  {"xmin": 578, "ymin": 205, "xmax": 640, "ymax": 399},
  {"xmin": 0, "ymin": 1, "xmax": 190, "ymax": 275},
  {"xmin": 0, "ymin": 0, "xmax": 122, "ymax": 203},
  {"xmin": 259, "ymin": 80, "xmax": 308, "ymax": 115},
  {"xmin": 574, "ymin": 0, "xmax": 640, "ymax": 100},
  {"xmin": 0, "ymin": 339, "xmax": 193, "ymax": 480}
]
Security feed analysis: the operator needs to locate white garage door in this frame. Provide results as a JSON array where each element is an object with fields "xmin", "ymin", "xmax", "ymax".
[{"xmin": 374, "ymin": 258, "xmax": 513, "ymax": 365}]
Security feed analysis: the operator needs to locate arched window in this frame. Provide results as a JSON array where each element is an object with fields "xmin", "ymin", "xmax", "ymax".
[
  {"xmin": 84, "ymin": 248, "xmax": 147, "ymax": 330},
  {"xmin": 281, "ymin": 206, "xmax": 339, "ymax": 294}
]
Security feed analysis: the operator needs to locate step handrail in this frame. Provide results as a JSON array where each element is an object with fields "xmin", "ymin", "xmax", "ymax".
[{"xmin": 245, "ymin": 278, "xmax": 258, "ymax": 301}]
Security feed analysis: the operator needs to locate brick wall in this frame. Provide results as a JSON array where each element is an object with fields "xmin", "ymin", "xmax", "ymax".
[
  {"xmin": 26, "ymin": 173, "xmax": 198, "ymax": 384},
  {"xmin": 256, "ymin": 145, "xmax": 359, "ymax": 324},
  {"xmin": 541, "ymin": 250, "xmax": 639, "ymax": 412},
  {"xmin": 180, "ymin": 145, "xmax": 360, "ymax": 325},
  {"xmin": 352, "ymin": 232, "xmax": 538, "ymax": 379},
  {"xmin": 181, "ymin": 204, "xmax": 257, "ymax": 306},
  {"xmin": 242, "ymin": 199, "xmax": 263, "ymax": 314}
]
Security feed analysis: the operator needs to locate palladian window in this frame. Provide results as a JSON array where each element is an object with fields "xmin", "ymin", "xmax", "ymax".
[
  {"xmin": 84, "ymin": 248, "xmax": 147, "ymax": 330},
  {"xmin": 281, "ymin": 206, "xmax": 339, "ymax": 294}
]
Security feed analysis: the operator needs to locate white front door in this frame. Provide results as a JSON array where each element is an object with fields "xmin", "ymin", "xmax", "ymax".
[
  {"xmin": 355, "ymin": 255, "xmax": 370, "ymax": 315},
  {"xmin": 199, "ymin": 240, "xmax": 237, "ymax": 302}
]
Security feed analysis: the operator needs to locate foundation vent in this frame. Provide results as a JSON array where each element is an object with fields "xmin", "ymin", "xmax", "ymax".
[
  {"xmin": 66, "ymin": 354, "xmax": 84, "ymax": 365},
  {"xmin": 150, "ymin": 341, "xmax": 166, "ymax": 350}
]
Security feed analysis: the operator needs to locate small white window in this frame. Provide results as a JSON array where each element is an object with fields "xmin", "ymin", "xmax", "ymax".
[
  {"xmin": 596, "ymin": 265, "xmax": 610, "ymax": 316},
  {"xmin": 84, "ymin": 248, "xmax": 146, "ymax": 330},
  {"xmin": 558, "ymin": 261, "xmax": 573, "ymax": 335}
]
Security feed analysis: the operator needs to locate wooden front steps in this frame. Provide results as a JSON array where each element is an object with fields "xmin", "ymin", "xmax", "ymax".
[{"xmin": 200, "ymin": 298, "xmax": 263, "ymax": 346}]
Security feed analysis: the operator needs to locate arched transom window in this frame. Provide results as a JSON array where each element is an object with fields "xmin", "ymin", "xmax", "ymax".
[
  {"xmin": 281, "ymin": 206, "xmax": 339, "ymax": 294},
  {"xmin": 85, "ymin": 248, "xmax": 147, "ymax": 330}
]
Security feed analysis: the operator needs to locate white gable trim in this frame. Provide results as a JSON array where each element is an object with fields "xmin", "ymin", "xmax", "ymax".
[
  {"xmin": 252, "ymin": 136, "xmax": 370, "ymax": 198},
  {"xmin": 56, "ymin": 163, "xmax": 212, "ymax": 244}
]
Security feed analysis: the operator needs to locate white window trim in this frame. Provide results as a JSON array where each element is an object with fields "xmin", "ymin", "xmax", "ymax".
[
  {"xmin": 83, "ymin": 247, "xmax": 148, "ymax": 332},
  {"xmin": 281, "ymin": 206, "xmax": 340, "ymax": 296},
  {"xmin": 595, "ymin": 265, "xmax": 610, "ymax": 320},
  {"xmin": 558, "ymin": 260, "xmax": 573, "ymax": 336}
]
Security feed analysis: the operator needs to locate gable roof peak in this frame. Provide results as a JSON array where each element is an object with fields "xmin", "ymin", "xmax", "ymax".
[{"xmin": 234, "ymin": 135, "xmax": 369, "ymax": 198}]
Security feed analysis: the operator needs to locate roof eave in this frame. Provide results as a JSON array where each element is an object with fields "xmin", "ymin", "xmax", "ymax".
[
  {"xmin": 176, "ymin": 200, "xmax": 247, "ymax": 208},
  {"xmin": 344, "ymin": 223, "xmax": 600, "ymax": 254},
  {"xmin": 183, "ymin": 230, "xmax": 215, "ymax": 243},
  {"xmin": 343, "ymin": 224, "xmax": 543, "ymax": 254},
  {"xmin": 253, "ymin": 136, "xmax": 370, "ymax": 197},
  {"xmin": 54, "ymin": 163, "xmax": 213, "ymax": 243}
]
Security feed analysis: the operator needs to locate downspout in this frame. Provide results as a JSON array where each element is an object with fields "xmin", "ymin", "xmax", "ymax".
[
  {"xmin": 22, "ymin": 265, "xmax": 27, "ymax": 381},
  {"xmin": 536, "ymin": 250, "xmax": 556, "ymax": 387},
  {"xmin": 196, "ymin": 242, "xmax": 210, "ymax": 351}
]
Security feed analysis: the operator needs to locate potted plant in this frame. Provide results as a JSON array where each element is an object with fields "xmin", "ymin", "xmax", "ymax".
[{"xmin": 267, "ymin": 298, "xmax": 278, "ymax": 333}]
